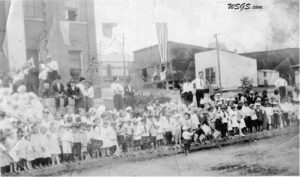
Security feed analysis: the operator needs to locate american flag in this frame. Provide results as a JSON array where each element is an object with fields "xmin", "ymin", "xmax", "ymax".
[
  {"xmin": 102, "ymin": 23, "xmax": 117, "ymax": 38},
  {"xmin": 156, "ymin": 22, "xmax": 168, "ymax": 64}
]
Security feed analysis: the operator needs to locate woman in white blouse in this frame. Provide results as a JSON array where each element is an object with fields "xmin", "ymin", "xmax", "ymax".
[{"xmin": 85, "ymin": 80, "xmax": 94, "ymax": 112}]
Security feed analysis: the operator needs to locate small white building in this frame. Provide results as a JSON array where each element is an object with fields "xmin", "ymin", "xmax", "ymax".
[
  {"xmin": 257, "ymin": 69, "xmax": 280, "ymax": 87},
  {"xmin": 194, "ymin": 50, "xmax": 258, "ymax": 90},
  {"xmin": 291, "ymin": 64, "xmax": 299, "ymax": 89}
]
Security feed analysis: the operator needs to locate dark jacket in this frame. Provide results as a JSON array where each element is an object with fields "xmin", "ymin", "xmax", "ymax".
[
  {"xmin": 247, "ymin": 95, "xmax": 256, "ymax": 104},
  {"xmin": 51, "ymin": 82, "xmax": 65, "ymax": 95},
  {"xmin": 124, "ymin": 85, "xmax": 134, "ymax": 96}
]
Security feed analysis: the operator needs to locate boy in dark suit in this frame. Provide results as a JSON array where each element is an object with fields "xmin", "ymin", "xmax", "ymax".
[
  {"xmin": 124, "ymin": 79, "xmax": 135, "ymax": 109},
  {"xmin": 51, "ymin": 76, "xmax": 68, "ymax": 112},
  {"xmin": 66, "ymin": 80, "xmax": 83, "ymax": 114}
]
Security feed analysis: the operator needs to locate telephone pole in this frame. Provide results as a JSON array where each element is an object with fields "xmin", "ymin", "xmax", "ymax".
[
  {"xmin": 215, "ymin": 34, "xmax": 222, "ymax": 94},
  {"xmin": 122, "ymin": 33, "xmax": 126, "ymax": 81}
]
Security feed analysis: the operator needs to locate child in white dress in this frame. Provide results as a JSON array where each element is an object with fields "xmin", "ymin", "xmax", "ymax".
[
  {"xmin": 61, "ymin": 125, "xmax": 73, "ymax": 163},
  {"xmin": 229, "ymin": 105, "xmax": 239, "ymax": 136},
  {"xmin": 48, "ymin": 123, "xmax": 61, "ymax": 165},
  {"xmin": 100, "ymin": 121, "xmax": 112, "ymax": 157},
  {"xmin": 40, "ymin": 126, "xmax": 51, "ymax": 167},
  {"xmin": 154, "ymin": 115, "xmax": 164, "ymax": 150},
  {"xmin": 30, "ymin": 124, "xmax": 43, "ymax": 169}
]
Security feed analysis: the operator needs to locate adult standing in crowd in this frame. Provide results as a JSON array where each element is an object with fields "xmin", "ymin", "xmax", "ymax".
[
  {"xmin": 274, "ymin": 75, "xmax": 288, "ymax": 101},
  {"xmin": 51, "ymin": 76, "xmax": 68, "ymax": 113},
  {"xmin": 38, "ymin": 63, "xmax": 48, "ymax": 97},
  {"xmin": 45, "ymin": 54, "xmax": 59, "ymax": 85},
  {"xmin": 84, "ymin": 80, "xmax": 94, "ymax": 112},
  {"xmin": 124, "ymin": 78, "xmax": 135, "ymax": 109},
  {"xmin": 247, "ymin": 90, "xmax": 256, "ymax": 104},
  {"xmin": 24, "ymin": 58, "xmax": 39, "ymax": 95},
  {"xmin": 77, "ymin": 77, "xmax": 87, "ymax": 108},
  {"xmin": 111, "ymin": 77, "xmax": 124, "ymax": 111},
  {"xmin": 182, "ymin": 78, "xmax": 193, "ymax": 106},
  {"xmin": 192, "ymin": 71, "xmax": 207, "ymax": 108},
  {"xmin": 67, "ymin": 80, "xmax": 83, "ymax": 114}
]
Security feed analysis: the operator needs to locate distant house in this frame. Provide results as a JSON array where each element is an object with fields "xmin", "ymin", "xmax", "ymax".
[
  {"xmin": 241, "ymin": 48, "xmax": 299, "ymax": 85},
  {"xmin": 195, "ymin": 50, "xmax": 258, "ymax": 90},
  {"xmin": 101, "ymin": 52, "xmax": 133, "ymax": 81},
  {"xmin": 291, "ymin": 64, "xmax": 300, "ymax": 90},
  {"xmin": 257, "ymin": 69, "xmax": 279, "ymax": 87}
]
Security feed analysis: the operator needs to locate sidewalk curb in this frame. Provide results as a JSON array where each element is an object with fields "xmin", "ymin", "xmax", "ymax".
[{"xmin": 8, "ymin": 127, "xmax": 299, "ymax": 176}]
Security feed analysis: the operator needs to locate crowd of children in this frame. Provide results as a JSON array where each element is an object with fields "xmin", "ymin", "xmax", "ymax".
[{"xmin": 0, "ymin": 85, "xmax": 299, "ymax": 174}]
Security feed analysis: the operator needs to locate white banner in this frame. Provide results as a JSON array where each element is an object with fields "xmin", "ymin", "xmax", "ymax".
[{"xmin": 4, "ymin": 0, "xmax": 27, "ymax": 72}]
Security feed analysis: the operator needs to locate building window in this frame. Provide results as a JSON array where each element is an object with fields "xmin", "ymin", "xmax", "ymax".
[
  {"xmin": 69, "ymin": 51, "xmax": 81, "ymax": 81},
  {"xmin": 205, "ymin": 67, "xmax": 216, "ymax": 84},
  {"xmin": 65, "ymin": 0, "xmax": 78, "ymax": 21},
  {"xmin": 23, "ymin": 0, "xmax": 37, "ymax": 17},
  {"xmin": 263, "ymin": 72, "xmax": 267, "ymax": 77},
  {"xmin": 23, "ymin": 0, "xmax": 43, "ymax": 18}
]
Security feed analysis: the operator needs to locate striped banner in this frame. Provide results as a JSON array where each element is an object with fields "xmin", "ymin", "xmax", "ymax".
[
  {"xmin": 102, "ymin": 23, "xmax": 117, "ymax": 38},
  {"xmin": 155, "ymin": 22, "xmax": 168, "ymax": 64}
]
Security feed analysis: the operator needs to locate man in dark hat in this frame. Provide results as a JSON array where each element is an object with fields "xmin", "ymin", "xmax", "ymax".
[
  {"xmin": 51, "ymin": 75, "xmax": 68, "ymax": 113},
  {"xmin": 274, "ymin": 74, "xmax": 288, "ymax": 102},
  {"xmin": 111, "ymin": 77, "xmax": 124, "ymax": 111},
  {"xmin": 67, "ymin": 79, "xmax": 83, "ymax": 114},
  {"xmin": 124, "ymin": 78, "xmax": 135, "ymax": 109}
]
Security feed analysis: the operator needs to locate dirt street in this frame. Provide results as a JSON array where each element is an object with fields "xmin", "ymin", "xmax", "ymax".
[{"xmin": 62, "ymin": 132, "xmax": 299, "ymax": 176}]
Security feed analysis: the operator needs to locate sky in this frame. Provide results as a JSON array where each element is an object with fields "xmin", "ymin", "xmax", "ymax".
[{"xmin": 94, "ymin": 0, "xmax": 299, "ymax": 56}]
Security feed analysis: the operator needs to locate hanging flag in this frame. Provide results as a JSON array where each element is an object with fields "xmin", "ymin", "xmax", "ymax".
[
  {"xmin": 156, "ymin": 22, "xmax": 168, "ymax": 64},
  {"xmin": 59, "ymin": 21, "xmax": 70, "ymax": 45},
  {"xmin": 100, "ymin": 23, "xmax": 122, "ymax": 55},
  {"xmin": 3, "ymin": 0, "xmax": 27, "ymax": 72},
  {"xmin": 102, "ymin": 23, "xmax": 117, "ymax": 38}
]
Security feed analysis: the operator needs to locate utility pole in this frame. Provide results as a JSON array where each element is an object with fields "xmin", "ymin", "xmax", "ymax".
[
  {"xmin": 122, "ymin": 33, "xmax": 126, "ymax": 81},
  {"xmin": 215, "ymin": 34, "xmax": 222, "ymax": 95}
]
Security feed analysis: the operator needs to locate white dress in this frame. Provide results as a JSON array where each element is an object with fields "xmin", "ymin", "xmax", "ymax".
[
  {"xmin": 9, "ymin": 137, "xmax": 29, "ymax": 161},
  {"xmin": 0, "ymin": 143, "xmax": 12, "ymax": 167},
  {"xmin": 48, "ymin": 133, "xmax": 61, "ymax": 155},
  {"xmin": 230, "ymin": 111, "xmax": 239, "ymax": 128},
  {"xmin": 30, "ymin": 134, "xmax": 44, "ymax": 159},
  {"xmin": 40, "ymin": 134, "xmax": 51, "ymax": 158},
  {"xmin": 62, "ymin": 130, "xmax": 73, "ymax": 154},
  {"xmin": 155, "ymin": 121, "xmax": 164, "ymax": 140},
  {"xmin": 100, "ymin": 126, "xmax": 113, "ymax": 148},
  {"xmin": 237, "ymin": 111, "xmax": 246, "ymax": 129}
]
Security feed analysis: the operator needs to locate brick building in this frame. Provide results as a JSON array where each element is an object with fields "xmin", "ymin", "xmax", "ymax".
[
  {"xmin": 133, "ymin": 41, "xmax": 209, "ymax": 86},
  {"xmin": 0, "ymin": 0, "xmax": 98, "ymax": 83}
]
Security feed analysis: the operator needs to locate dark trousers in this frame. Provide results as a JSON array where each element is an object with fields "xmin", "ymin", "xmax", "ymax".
[
  {"xmin": 47, "ymin": 71, "xmax": 58, "ymax": 85},
  {"xmin": 196, "ymin": 89, "xmax": 204, "ymax": 108},
  {"xmin": 283, "ymin": 113, "xmax": 290, "ymax": 126},
  {"xmin": 26, "ymin": 82, "xmax": 38, "ymax": 95},
  {"xmin": 85, "ymin": 97, "xmax": 94, "ymax": 112},
  {"xmin": 124, "ymin": 95, "xmax": 135, "ymax": 108},
  {"xmin": 72, "ymin": 142, "xmax": 82, "ymax": 159},
  {"xmin": 279, "ymin": 86, "xmax": 286, "ymax": 101},
  {"xmin": 55, "ymin": 97, "xmax": 69, "ymax": 110},
  {"xmin": 113, "ymin": 94, "xmax": 123, "ymax": 111},
  {"xmin": 164, "ymin": 131, "xmax": 173, "ymax": 145},
  {"xmin": 221, "ymin": 123, "xmax": 228, "ymax": 138}
]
